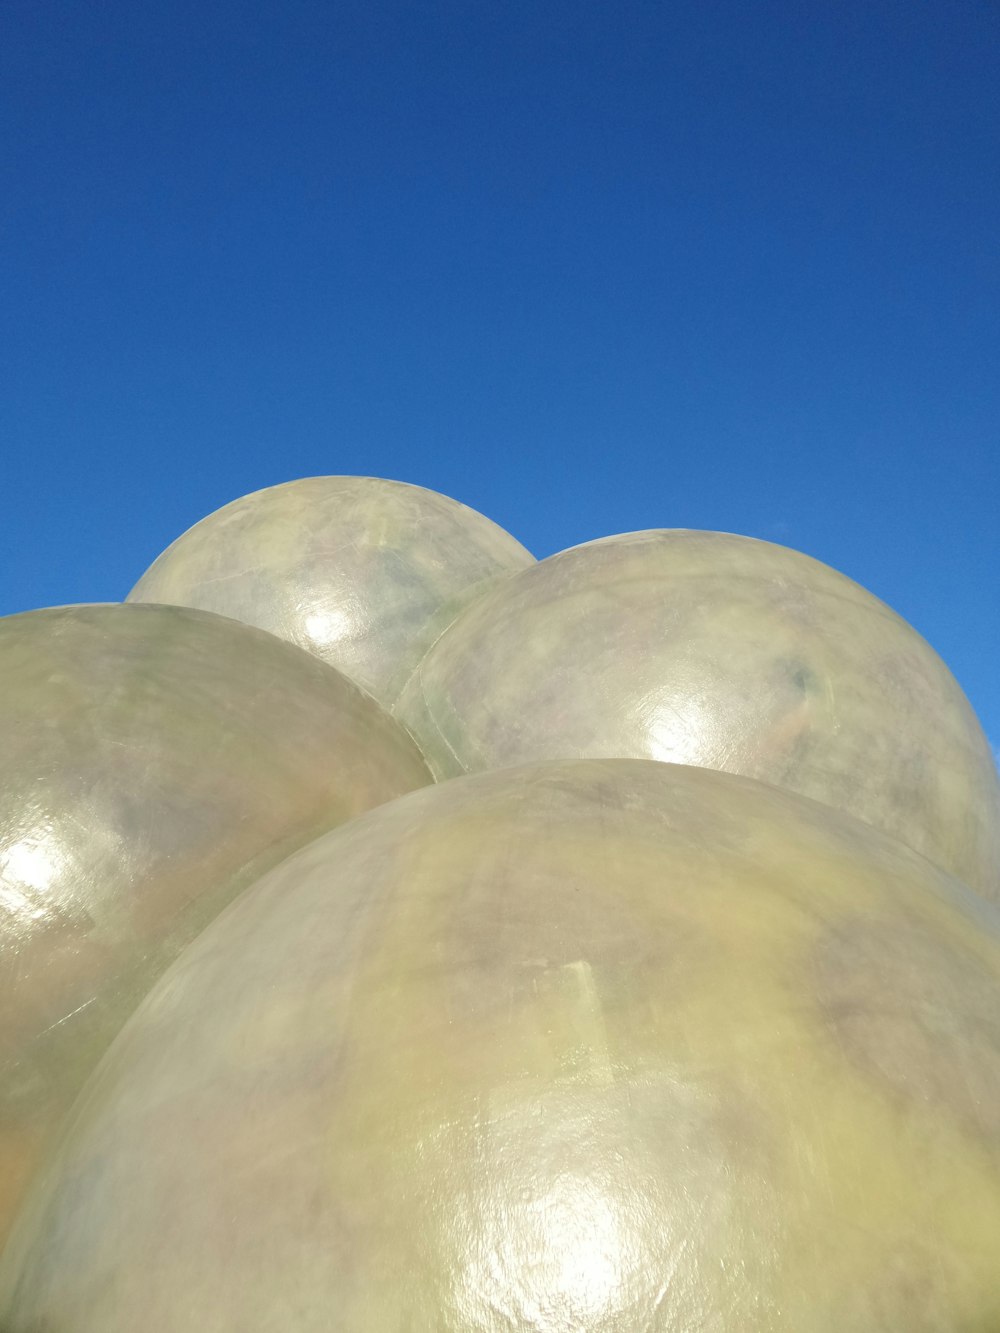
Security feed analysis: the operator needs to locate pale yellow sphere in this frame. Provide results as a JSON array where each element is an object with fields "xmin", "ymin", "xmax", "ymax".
[
  {"xmin": 128, "ymin": 476, "xmax": 534, "ymax": 708},
  {"xmin": 4, "ymin": 760, "xmax": 1000, "ymax": 1330},
  {"xmin": 0, "ymin": 603, "xmax": 430, "ymax": 1248},
  {"xmin": 396, "ymin": 530, "xmax": 1000, "ymax": 898}
]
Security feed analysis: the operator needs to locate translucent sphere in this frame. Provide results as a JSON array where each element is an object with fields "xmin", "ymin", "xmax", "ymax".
[
  {"xmin": 396, "ymin": 530, "xmax": 1000, "ymax": 899},
  {"xmin": 0, "ymin": 603, "xmax": 430, "ymax": 1246},
  {"xmin": 4, "ymin": 759, "xmax": 1000, "ymax": 1330},
  {"xmin": 127, "ymin": 476, "xmax": 534, "ymax": 708}
]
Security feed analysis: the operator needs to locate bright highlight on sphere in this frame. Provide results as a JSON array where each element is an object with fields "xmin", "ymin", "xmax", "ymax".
[
  {"xmin": 0, "ymin": 602, "xmax": 431, "ymax": 1247},
  {"xmin": 4, "ymin": 760, "xmax": 1000, "ymax": 1330},
  {"xmin": 395, "ymin": 529, "xmax": 1000, "ymax": 899},
  {"xmin": 127, "ymin": 476, "xmax": 535, "ymax": 708}
]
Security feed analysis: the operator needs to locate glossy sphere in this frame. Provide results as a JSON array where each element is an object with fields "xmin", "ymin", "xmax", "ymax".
[
  {"xmin": 5, "ymin": 760, "xmax": 1000, "ymax": 1330},
  {"xmin": 0, "ymin": 603, "xmax": 430, "ymax": 1248},
  {"xmin": 127, "ymin": 476, "xmax": 534, "ymax": 708},
  {"xmin": 396, "ymin": 530, "xmax": 1000, "ymax": 899}
]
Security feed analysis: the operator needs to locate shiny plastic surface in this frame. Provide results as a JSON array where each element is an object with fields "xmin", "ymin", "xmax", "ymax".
[
  {"xmin": 396, "ymin": 529, "xmax": 1000, "ymax": 899},
  {"xmin": 128, "ymin": 476, "xmax": 535, "ymax": 707},
  {"xmin": 4, "ymin": 759, "xmax": 1000, "ymax": 1330},
  {"xmin": 0, "ymin": 603, "xmax": 430, "ymax": 1247}
]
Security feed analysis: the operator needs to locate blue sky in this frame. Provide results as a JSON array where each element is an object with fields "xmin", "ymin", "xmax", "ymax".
[{"xmin": 2, "ymin": 0, "xmax": 998, "ymax": 748}]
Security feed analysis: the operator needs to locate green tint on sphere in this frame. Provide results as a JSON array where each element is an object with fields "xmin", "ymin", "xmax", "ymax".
[
  {"xmin": 4, "ymin": 760, "xmax": 1000, "ymax": 1329},
  {"xmin": 396, "ymin": 530, "xmax": 1000, "ymax": 899},
  {"xmin": 0, "ymin": 603, "xmax": 431, "ymax": 1247},
  {"xmin": 127, "ymin": 476, "xmax": 535, "ymax": 708}
]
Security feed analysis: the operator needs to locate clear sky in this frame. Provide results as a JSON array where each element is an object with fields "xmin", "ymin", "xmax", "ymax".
[{"xmin": 2, "ymin": 0, "xmax": 998, "ymax": 748}]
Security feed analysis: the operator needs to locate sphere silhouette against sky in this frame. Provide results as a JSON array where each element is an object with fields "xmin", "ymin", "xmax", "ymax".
[
  {"xmin": 0, "ymin": 602, "xmax": 430, "ymax": 1248},
  {"xmin": 4, "ymin": 760, "xmax": 1000, "ymax": 1330},
  {"xmin": 396, "ymin": 529, "xmax": 1000, "ymax": 899},
  {"xmin": 128, "ymin": 476, "xmax": 535, "ymax": 708}
]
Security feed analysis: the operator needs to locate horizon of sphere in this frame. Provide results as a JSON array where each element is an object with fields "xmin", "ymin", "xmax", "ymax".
[
  {"xmin": 4, "ymin": 759, "xmax": 1000, "ymax": 1329},
  {"xmin": 127, "ymin": 475, "xmax": 535, "ymax": 709},
  {"xmin": 395, "ymin": 528, "xmax": 1000, "ymax": 900},
  {"xmin": 0, "ymin": 601, "xmax": 431, "ymax": 1249}
]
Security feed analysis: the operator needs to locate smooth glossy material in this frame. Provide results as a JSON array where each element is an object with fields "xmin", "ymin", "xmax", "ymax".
[
  {"xmin": 0, "ymin": 603, "xmax": 430, "ymax": 1248},
  {"xmin": 4, "ymin": 759, "xmax": 1000, "ymax": 1330},
  {"xmin": 396, "ymin": 529, "xmax": 1000, "ymax": 899},
  {"xmin": 128, "ymin": 476, "xmax": 534, "ymax": 708}
]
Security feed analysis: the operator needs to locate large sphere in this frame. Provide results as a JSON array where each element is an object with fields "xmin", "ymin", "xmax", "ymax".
[
  {"xmin": 4, "ymin": 759, "xmax": 1000, "ymax": 1329},
  {"xmin": 396, "ymin": 529, "xmax": 1000, "ymax": 898},
  {"xmin": 127, "ymin": 476, "xmax": 534, "ymax": 708},
  {"xmin": 0, "ymin": 603, "xmax": 430, "ymax": 1246}
]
